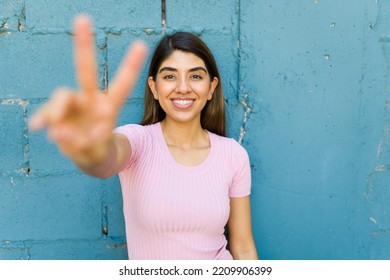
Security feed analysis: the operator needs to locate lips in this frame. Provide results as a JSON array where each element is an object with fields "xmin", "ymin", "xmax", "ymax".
[{"xmin": 172, "ymin": 99, "xmax": 194, "ymax": 109}]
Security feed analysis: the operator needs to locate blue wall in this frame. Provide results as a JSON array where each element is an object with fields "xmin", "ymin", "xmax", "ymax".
[{"xmin": 0, "ymin": 0, "xmax": 389, "ymax": 259}]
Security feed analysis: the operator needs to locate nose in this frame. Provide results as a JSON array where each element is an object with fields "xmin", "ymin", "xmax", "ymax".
[{"xmin": 176, "ymin": 76, "xmax": 191, "ymax": 94}]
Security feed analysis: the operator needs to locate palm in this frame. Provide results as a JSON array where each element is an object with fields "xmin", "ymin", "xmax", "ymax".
[{"xmin": 29, "ymin": 15, "xmax": 147, "ymax": 165}]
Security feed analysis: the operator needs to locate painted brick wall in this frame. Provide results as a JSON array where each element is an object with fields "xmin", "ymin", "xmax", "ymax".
[
  {"xmin": 0, "ymin": 0, "xmax": 240, "ymax": 259},
  {"xmin": 241, "ymin": 0, "xmax": 390, "ymax": 259},
  {"xmin": 1, "ymin": 0, "xmax": 390, "ymax": 260}
]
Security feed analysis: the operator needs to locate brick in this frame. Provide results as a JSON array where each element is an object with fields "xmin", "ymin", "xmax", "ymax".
[
  {"xmin": 27, "ymin": 239, "xmax": 127, "ymax": 260},
  {"xmin": 0, "ymin": 175, "xmax": 104, "ymax": 240},
  {"xmin": 0, "ymin": 0, "xmax": 24, "ymax": 30},
  {"xmin": 0, "ymin": 32, "xmax": 76, "ymax": 99},
  {"xmin": 117, "ymin": 99, "xmax": 145, "ymax": 126},
  {"xmin": 369, "ymin": 231, "xmax": 390, "ymax": 259},
  {"xmin": 0, "ymin": 248, "xmax": 30, "ymax": 260},
  {"xmin": 0, "ymin": 240, "xmax": 30, "ymax": 260},
  {"xmin": 106, "ymin": 32, "xmax": 160, "ymax": 100},
  {"xmin": 25, "ymin": 0, "xmax": 161, "ymax": 29},
  {"xmin": 366, "ymin": 170, "xmax": 390, "ymax": 230},
  {"xmin": 101, "ymin": 177, "xmax": 126, "ymax": 238},
  {"xmin": 166, "ymin": 0, "xmax": 237, "ymax": 30},
  {"xmin": 0, "ymin": 0, "xmax": 23, "ymax": 16},
  {"xmin": 28, "ymin": 130, "xmax": 77, "ymax": 173},
  {"xmin": 0, "ymin": 102, "xmax": 25, "ymax": 171},
  {"xmin": 27, "ymin": 103, "xmax": 79, "ymax": 173},
  {"xmin": 225, "ymin": 102, "xmax": 245, "ymax": 139},
  {"xmin": 197, "ymin": 32, "xmax": 238, "ymax": 101}
]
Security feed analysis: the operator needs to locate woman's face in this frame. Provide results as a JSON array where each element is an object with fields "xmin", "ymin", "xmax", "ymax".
[{"xmin": 148, "ymin": 50, "xmax": 218, "ymax": 125}]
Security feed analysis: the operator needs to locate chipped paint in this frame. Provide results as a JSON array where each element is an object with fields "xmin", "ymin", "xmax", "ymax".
[
  {"xmin": 238, "ymin": 95, "xmax": 252, "ymax": 144},
  {"xmin": 0, "ymin": 19, "xmax": 9, "ymax": 29},
  {"xmin": 0, "ymin": 99, "xmax": 29, "ymax": 109},
  {"xmin": 370, "ymin": 217, "xmax": 378, "ymax": 224}
]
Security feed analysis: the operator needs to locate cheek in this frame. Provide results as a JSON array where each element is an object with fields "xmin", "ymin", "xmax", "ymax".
[
  {"xmin": 190, "ymin": 81, "xmax": 212, "ymax": 94},
  {"xmin": 155, "ymin": 81, "xmax": 176, "ymax": 96}
]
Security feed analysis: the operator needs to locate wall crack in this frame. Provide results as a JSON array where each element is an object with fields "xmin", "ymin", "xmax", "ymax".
[
  {"xmin": 238, "ymin": 93, "xmax": 252, "ymax": 144},
  {"xmin": 17, "ymin": 3, "xmax": 26, "ymax": 32}
]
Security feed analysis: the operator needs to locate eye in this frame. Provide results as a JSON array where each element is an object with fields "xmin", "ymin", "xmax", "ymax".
[
  {"xmin": 190, "ymin": 74, "xmax": 203, "ymax": 80},
  {"xmin": 163, "ymin": 74, "xmax": 175, "ymax": 80}
]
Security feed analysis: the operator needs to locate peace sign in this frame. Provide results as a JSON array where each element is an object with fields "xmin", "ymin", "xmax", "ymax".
[{"xmin": 29, "ymin": 15, "xmax": 148, "ymax": 170}]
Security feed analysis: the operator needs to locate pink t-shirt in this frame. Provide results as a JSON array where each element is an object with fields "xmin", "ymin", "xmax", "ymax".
[{"xmin": 114, "ymin": 122, "xmax": 251, "ymax": 260}]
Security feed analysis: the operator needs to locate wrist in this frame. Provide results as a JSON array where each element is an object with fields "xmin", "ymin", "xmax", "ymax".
[{"xmin": 74, "ymin": 138, "xmax": 117, "ymax": 178}]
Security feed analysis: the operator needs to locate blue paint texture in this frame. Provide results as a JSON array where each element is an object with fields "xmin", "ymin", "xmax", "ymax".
[{"xmin": 0, "ymin": 0, "xmax": 390, "ymax": 259}]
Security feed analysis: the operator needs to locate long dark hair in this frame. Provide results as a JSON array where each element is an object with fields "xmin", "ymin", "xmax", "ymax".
[{"xmin": 140, "ymin": 32, "xmax": 226, "ymax": 136}]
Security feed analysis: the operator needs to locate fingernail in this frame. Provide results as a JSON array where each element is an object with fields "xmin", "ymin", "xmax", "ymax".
[{"xmin": 74, "ymin": 14, "xmax": 92, "ymax": 25}]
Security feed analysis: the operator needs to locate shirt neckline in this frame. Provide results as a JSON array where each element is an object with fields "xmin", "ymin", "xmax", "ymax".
[{"xmin": 153, "ymin": 122, "xmax": 216, "ymax": 174}]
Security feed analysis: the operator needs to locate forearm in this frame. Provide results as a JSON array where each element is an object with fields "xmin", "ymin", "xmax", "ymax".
[
  {"xmin": 231, "ymin": 247, "xmax": 258, "ymax": 260},
  {"xmin": 228, "ymin": 196, "xmax": 258, "ymax": 260},
  {"xmin": 230, "ymin": 238, "xmax": 258, "ymax": 260},
  {"xmin": 74, "ymin": 134, "xmax": 129, "ymax": 178}
]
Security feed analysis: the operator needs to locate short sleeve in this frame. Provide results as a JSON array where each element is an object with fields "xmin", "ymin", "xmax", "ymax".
[
  {"xmin": 113, "ymin": 124, "xmax": 149, "ymax": 171},
  {"xmin": 228, "ymin": 143, "xmax": 252, "ymax": 198}
]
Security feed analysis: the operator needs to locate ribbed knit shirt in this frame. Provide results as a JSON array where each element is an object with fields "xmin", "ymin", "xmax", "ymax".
[{"xmin": 113, "ymin": 122, "xmax": 251, "ymax": 260}]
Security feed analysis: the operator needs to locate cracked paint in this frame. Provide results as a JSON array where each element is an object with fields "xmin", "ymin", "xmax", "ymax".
[
  {"xmin": 0, "ymin": 19, "xmax": 9, "ymax": 29},
  {"xmin": 365, "ymin": 1, "xmax": 390, "ymax": 257},
  {"xmin": 238, "ymin": 93, "xmax": 252, "ymax": 144}
]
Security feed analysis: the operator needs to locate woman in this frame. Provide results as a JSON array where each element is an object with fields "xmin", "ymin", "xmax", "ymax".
[{"xmin": 29, "ymin": 15, "xmax": 258, "ymax": 260}]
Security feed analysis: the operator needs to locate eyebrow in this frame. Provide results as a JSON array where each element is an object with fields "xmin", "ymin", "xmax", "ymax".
[{"xmin": 158, "ymin": 66, "xmax": 208, "ymax": 74}]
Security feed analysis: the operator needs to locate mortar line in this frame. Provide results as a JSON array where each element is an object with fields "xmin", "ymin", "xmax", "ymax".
[
  {"xmin": 162, "ymin": 0, "xmax": 167, "ymax": 30},
  {"xmin": 102, "ymin": 203, "xmax": 109, "ymax": 238},
  {"xmin": 99, "ymin": 34, "xmax": 108, "ymax": 91},
  {"xmin": 23, "ymin": 102, "xmax": 30, "ymax": 176}
]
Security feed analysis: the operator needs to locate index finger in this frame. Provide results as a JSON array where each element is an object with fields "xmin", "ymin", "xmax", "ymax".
[{"xmin": 73, "ymin": 15, "xmax": 99, "ymax": 96}]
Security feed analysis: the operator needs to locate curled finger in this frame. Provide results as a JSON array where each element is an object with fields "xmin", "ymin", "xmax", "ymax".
[{"xmin": 28, "ymin": 88, "xmax": 77, "ymax": 131}]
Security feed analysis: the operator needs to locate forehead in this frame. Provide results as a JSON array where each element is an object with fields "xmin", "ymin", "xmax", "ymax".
[{"xmin": 159, "ymin": 50, "xmax": 206, "ymax": 70}]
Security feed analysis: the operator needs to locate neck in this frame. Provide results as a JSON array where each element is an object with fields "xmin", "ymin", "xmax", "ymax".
[{"xmin": 160, "ymin": 118, "xmax": 208, "ymax": 149}]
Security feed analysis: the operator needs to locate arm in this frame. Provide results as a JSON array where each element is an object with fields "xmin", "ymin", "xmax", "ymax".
[
  {"xmin": 75, "ymin": 133, "xmax": 132, "ymax": 178},
  {"xmin": 227, "ymin": 196, "xmax": 258, "ymax": 260},
  {"xmin": 29, "ymin": 15, "xmax": 147, "ymax": 178}
]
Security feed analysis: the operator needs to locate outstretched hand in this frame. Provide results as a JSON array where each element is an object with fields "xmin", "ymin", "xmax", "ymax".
[{"xmin": 29, "ymin": 15, "xmax": 148, "ymax": 167}]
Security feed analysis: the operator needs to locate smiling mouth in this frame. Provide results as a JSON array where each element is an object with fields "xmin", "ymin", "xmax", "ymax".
[{"xmin": 172, "ymin": 99, "xmax": 194, "ymax": 106}]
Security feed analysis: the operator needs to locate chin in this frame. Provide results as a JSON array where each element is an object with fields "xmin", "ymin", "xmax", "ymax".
[{"xmin": 167, "ymin": 114, "xmax": 199, "ymax": 124}]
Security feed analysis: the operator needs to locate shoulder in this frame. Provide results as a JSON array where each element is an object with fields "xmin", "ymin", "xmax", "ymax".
[
  {"xmin": 114, "ymin": 123, "xmax": 149, "ymax": 134},
  {"xmin": 113, "ymin": 123, "xmax": 160, "ymax": 168},
  {"xmin": 114, "ymin": 123, "xmax": 158, "ymax": 138},
  {"xmin": 210, "ymin": 132, "xmax": 248, "ymax": 154},
  {"xmin": 210, "ymin": 134, "xmax": 252, "ymax": 197},
  {"xmin": 113, "ymin": 123, "xmax": 159, "ymax": 153},
  {"xmin": 210, "ymin": 132, "xmax": 250, "ymax": 163}
]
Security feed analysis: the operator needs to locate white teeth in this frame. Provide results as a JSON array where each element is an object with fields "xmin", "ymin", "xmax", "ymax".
[{"xmin": 173, "ymin": 99, "xmax": 193, "ymax": 105}]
